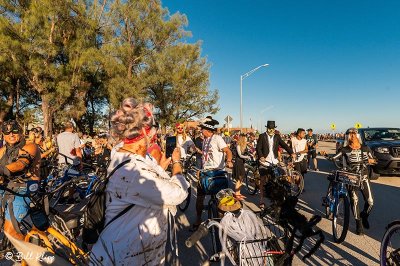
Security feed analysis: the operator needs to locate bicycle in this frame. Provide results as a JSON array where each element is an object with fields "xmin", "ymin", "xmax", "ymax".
[
  {"xmin": 244, "ymin": 159, "xmax": 260, "ymax": 195},
  {"xmin": 322, "ymin": 160, "xmax": 373, "ymax": 243},
  {"xmin": 187, "ymin": 204, "xmax": 323, "ymax": 265},
  {"xmin": 0, "ymin": 182, "xmax": 88, "ymax": 265},
  {"xmin": 48, "ymin": 153, "xmax": 102, "ymax": 207},
  {"xmin": 260, "ymin": 166, "xmax": 324, "ymax": 265},
  {"xmin": 245, "ymin": 157, "xmax": 304, "ymax": 197},
  {"xmin": 380, "ymin": 219, "xmax": 400, "ymax": 266},
  {"xmin": 186, "ymin": 218, "xmax": 282, "ymax": 265},
  {"xmin": 197, "ymin": 168, "xmax": 230, "ymax": 260},
  {"xmin": 178, "ymin": 154, "xmax": 195, "ymax": 212}
]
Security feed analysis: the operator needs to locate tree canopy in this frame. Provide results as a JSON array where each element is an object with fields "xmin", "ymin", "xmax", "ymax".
[{"xmin": 0, "ymin": 0, "xmax": 218, "ymax": 135}]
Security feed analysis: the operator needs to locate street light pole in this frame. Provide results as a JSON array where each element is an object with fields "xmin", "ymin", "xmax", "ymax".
[
  {"xmin": 240, "ymin": 63, "xmax": 269, "ymax": 131},
  {"xmin": 240, "ymin": 76, "xmax": 243, "ymax": 133}
]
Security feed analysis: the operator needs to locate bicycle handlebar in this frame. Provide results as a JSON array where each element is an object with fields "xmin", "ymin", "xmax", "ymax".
[
  {"xmin": 58, "ymin": 153, "xmax": 95, "ymax": 168},
  {"xmin": 185, "ymin": 224, "xmax": 208, "ymax": 248}
]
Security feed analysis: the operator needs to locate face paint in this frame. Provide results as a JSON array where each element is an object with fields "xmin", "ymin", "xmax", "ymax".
[{"xmin": 267, "ymin": 128, "xmax": 275, "ymax": 136}]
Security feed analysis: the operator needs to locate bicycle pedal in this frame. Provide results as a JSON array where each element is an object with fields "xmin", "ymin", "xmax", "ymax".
[{"xmin": 209, "ymin": 252, "xmax": 223, "ymax": 262}]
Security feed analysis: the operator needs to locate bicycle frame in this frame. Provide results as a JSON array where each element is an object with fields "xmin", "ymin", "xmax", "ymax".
[
  {"xmin": 25, "ymin": 227, "xmax": 87, "ymax": 263},
  {"xmin": 0, "ymin": 184, "xmax": 88, "ymax": 264},
  {"xmin": 328, "ymin": 181, "xmax": 348, "ymax": 215}
]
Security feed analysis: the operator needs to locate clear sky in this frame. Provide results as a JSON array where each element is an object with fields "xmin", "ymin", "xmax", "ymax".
[{"xmin": 162, "ymin": 0, "xmax": 400, "ymax": 133}]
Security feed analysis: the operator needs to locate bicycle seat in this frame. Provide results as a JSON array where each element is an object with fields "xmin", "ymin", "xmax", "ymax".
[{"xmin": 58, "ymin": 212, "xmax": 81, "ymax": 229}]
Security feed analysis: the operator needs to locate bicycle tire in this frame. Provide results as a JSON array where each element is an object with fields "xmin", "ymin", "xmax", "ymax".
[
  {"xmin": 288, "ymin": 170, "xmax": 304, "ymax": 197},
  {"xmin": 332, "ymin": 194, "xmax": 350, "ymax": 243},
  {"xmin": 245, "ymin": 165, "xmax": 258, "ymax": 195},
  {"xmin": 178, "ymin": 175, "xmax": 191, "ymax": 212},
  {"xmin": 208, "ymin": 199, "xmax": 221, "ymax": 259},
  {"xmin": 380, "ymin": 221, "xmax": 400, "ymax": 266},
  {"xmin": 324, "ymin": 186, "xmax": 333, "ymax": 220}
]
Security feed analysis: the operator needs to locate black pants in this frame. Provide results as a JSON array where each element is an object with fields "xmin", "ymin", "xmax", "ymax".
[
  {"xmin": 349, "ymin": 178, "xmax": 374, "ymax": 220},
  {"xmin": 294, "ymin": 159, "xmax": 307, "ymax": 176}
]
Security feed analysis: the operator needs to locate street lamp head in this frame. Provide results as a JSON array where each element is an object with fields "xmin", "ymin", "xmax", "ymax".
[{"xmin": 262, "ymin": 64, "xmax": 269, "ymax": 67}]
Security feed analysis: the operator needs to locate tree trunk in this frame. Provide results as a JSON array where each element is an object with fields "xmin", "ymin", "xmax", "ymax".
[
  {"xmin": 41, "ymin": 95, "xmax": 52, "ymax": 137},
  {"xmin": 0, "ymin": 94, "xmax": 14, "ymax": 122}
]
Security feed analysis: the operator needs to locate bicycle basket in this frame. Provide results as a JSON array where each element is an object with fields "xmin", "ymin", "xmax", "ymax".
[
  {"xmin": 335, "ymin": 170, "xmax": 362, "ymax": 188},
  {"xmin": 199, "ymin": 170, "xmax": 228, "ymax": 195}
]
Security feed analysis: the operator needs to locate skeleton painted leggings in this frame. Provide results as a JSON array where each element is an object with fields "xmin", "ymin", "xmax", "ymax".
[{"xmin": 349, "ymin": 179, "xmax": 373, "ymax": 220}]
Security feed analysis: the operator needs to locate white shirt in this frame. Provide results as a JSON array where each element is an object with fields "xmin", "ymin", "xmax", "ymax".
[
  {"xmin": 56, "ymin": 131, "xmax": 81, "ymax": 165},
  {"xmin": 202, "ymin": 134, "xmax": 228, "ymax": 170},
  {"xmin": 265, "ymin": 134, "xmax": 279, "ymax": 166},
  {"xmin": 291, "ymin": 137, "xmax": 307, "ymax": 162},
  {"xmin": 177, "ymin": 135, "xmax": 194, "ymax": 159}
]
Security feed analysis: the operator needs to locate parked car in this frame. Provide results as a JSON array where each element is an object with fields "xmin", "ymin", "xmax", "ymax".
[{"xmin": 335, "ymin": 128, "xmax": 400, "ymax": 179}]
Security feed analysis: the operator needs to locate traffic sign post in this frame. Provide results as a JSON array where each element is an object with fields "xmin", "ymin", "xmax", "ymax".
[
  {"xmin": 330, "ymin": 123, "xmax": 336, "ymax": 139},
  {"xmin": 225, "ymin": 115, "xmax": 233, "ymax": 133}
]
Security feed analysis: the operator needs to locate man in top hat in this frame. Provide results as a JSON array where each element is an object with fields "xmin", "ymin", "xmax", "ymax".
[
  {"xmin": 256, "ymin": 121, "xmax": 294, "ymax": 209},
  {"xmin": 191, "ymin": 116, "xmax": 233, "ymax": 231}
]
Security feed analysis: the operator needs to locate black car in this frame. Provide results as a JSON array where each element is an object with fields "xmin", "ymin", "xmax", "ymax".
[{"xmin": 337, "ymin": 127, "xmax": 400, "ymax": 179}]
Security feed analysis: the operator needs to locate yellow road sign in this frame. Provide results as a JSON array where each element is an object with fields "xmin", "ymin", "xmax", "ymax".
[
  {"xmin": 330, "ymin": 123, "xmax": 336, "ymax": 130},
  {"xmin": 355, "ymin": 122, "xmax": 362, "ymax": 129}
]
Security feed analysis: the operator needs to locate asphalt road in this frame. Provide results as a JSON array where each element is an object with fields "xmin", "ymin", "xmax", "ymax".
[
  {"xmin": 175, "ymin": 141, "xmax": 400, "ymax": 266},
  {"xmin": 1, "ymin": 141, "xmax": 399, "ymax": 266}
]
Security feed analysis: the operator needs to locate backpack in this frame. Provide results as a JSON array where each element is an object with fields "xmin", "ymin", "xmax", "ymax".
[{"xmin": 82, "ymin": 159, "xmax": 132, "ymax": 245}]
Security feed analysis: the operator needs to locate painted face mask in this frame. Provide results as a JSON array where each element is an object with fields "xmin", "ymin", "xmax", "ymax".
[{"xmin": 267, "ymin": 128, "xmax": 275, "ymax": 136}]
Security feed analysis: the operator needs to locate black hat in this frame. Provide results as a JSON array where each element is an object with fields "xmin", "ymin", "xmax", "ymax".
[
  {"xmin": 265, "ymin": 121, "xmax": 276, "ymax": 129},
  {"xmin": 1, "ymin": 120, "xmax": 22, "ymax": 135},
  {"xmin": 199, "ymin": 116, "xmax": 219, "ymax": 131}
]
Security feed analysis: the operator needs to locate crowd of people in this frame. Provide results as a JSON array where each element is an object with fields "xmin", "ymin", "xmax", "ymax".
[{"xmin": 0, "ymin": 97, "xmax": 374, "ymax": 264}]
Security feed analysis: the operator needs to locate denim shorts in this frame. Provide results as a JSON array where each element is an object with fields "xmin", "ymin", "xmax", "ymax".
[{"xmin": 1, "ymin": 187, "xmax": 31, "ymax": 222}]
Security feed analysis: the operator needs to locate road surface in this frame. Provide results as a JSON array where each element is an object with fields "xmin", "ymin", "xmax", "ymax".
[{"xmin": 176, "ymin": 141, "xmax": 400, "ymax": 266}]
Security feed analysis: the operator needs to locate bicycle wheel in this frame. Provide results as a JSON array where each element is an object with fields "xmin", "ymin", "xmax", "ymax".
[
  {"xmin": 287, "ymin": 170, "xmax": 304, "ymax": 197},
  {"xmin": 332, "ymin": 194, "xmax": 350, "ymax": 243},
  {"xmin": 324, "ymin": 186, "xmax": 333, "ymax": 220},
  {"xmin": 208, "ymin": 199, "xmax": 221, "ymax": 260},
  {"xmin": 178, "ymin": 175, "xmax": 191, "ymax": 212},
  {"xmin": 245, "ymin": 166, "xmax": 258, "ymax": 195},
  {"xmin": 380, "ymin": 221, "xmax": 400, "ymax": 266}
]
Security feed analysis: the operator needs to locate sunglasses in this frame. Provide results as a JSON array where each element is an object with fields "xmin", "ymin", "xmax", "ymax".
[
  {"xmin": 3, "ymin": 129, "xmax": 20, "ymax": 135},
  {"xmin": 177, "ymin": 127, "xmax": 183, "ymax": 130}
]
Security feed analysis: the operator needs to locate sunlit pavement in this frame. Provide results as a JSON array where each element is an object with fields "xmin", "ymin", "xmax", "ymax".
[
  {"xmin": 176, "ymin": 141, "xmax": 400, "ymax": 265},
  {"xmin": 1, "ymin": 142, "xmax": 398, "ymax": 265}
]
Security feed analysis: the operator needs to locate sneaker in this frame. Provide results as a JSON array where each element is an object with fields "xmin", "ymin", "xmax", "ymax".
[
  {"xmin": 360, "ymin": 211, "xmax": 370, "ymax": 229},
  {"xmin": 356, "ymin": 219, "xmax": 364, "ymax": 235},
  {"xmin": 314, "ymin": 168, "xmax": 319, "ymax": 171}
]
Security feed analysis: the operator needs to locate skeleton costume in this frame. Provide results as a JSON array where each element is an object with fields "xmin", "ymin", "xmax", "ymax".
[{"xmin": 331, "ymin": 132, "xmax": 374, "ymax": 221}]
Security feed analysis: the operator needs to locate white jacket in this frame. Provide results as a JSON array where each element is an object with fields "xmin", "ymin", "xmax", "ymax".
[{"xmin": 90, "ymin": 152, "xmax": 189, "ymax": 265}]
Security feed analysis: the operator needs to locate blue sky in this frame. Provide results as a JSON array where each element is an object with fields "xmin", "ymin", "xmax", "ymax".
[{"xmin": 162, "ymin": 0, "xmax": 400, "ymax": 133}]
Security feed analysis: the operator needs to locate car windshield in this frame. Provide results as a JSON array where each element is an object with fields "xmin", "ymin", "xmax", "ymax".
[{"xmin": 363, "ymin": 129, "xmax": 400, "ymax": 141}]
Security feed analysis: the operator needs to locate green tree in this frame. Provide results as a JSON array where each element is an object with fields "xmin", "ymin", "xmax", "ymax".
[
  {"xmin": 102, "ymin": 0, "xmax": 190, "ymax": 106},
  {"xmin": 144, "ymin": 42, "xmax": 219, "ymax": 127},
  {"xmin": 0, "ymin": 0, "xmax": 104, "ymax": 136}
]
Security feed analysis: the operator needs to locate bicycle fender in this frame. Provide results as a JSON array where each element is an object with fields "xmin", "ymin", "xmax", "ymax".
[{"xmin": 386, "ymin": 220, "xmax": 400, "ymax": 230}]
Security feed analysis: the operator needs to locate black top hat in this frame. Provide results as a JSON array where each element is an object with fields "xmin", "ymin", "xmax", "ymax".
[
  {"xmin": 265, "ymin": 121, "xmax": 276, "ymax": 129},
  {"xmin": 199, "ymin": 116, "xmax": 219, "ymax": 131}
]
